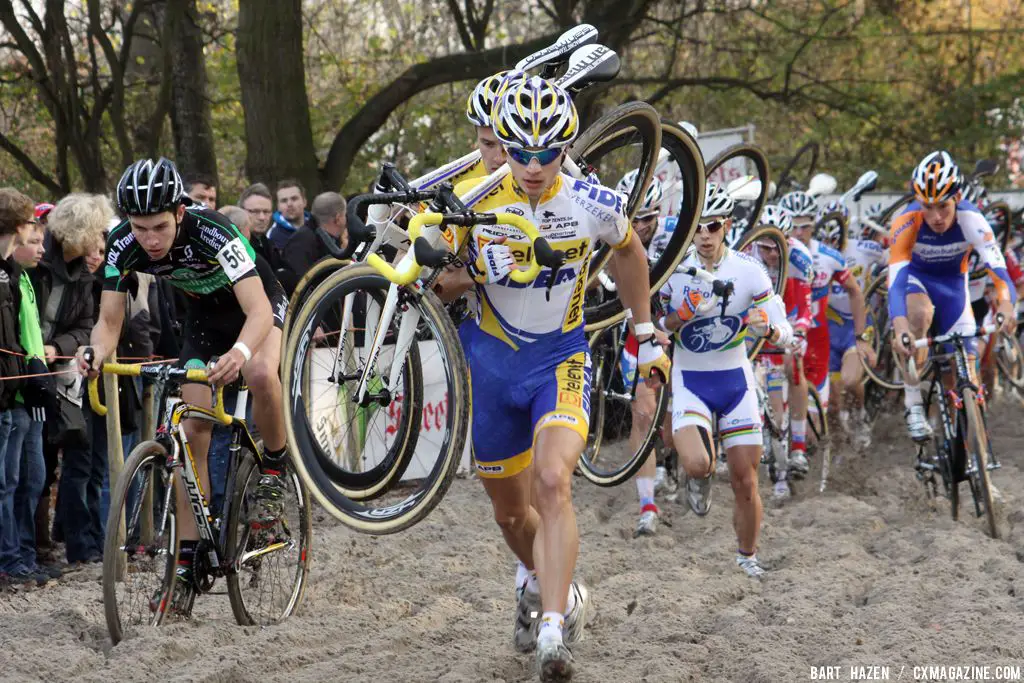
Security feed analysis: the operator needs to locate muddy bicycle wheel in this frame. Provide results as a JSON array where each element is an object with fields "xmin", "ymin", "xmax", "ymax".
[{"xmin": 962, "ymin": 390, "xmax": 999, "ymax": 538}]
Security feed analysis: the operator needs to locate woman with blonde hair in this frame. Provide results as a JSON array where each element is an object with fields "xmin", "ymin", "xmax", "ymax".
[{"xmin": 29, "ymin": 193, "xmax": 113, "ymax": 566}]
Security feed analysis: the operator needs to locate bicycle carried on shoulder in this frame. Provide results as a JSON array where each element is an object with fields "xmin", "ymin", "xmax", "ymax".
[{"xmin": 88, "ymin": 355, "xmax": 311, "ymax": 644}]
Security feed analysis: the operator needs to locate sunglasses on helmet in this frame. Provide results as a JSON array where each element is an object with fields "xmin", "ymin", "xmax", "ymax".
[{"xmin": 505, "ymin": 146, "xmax": 563, "ymax": 167}]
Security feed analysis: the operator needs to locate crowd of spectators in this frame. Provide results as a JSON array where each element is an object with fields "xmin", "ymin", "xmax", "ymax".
[{"xmin": 0, "ymin": 172, "xmax": 348, "ymax": 588}]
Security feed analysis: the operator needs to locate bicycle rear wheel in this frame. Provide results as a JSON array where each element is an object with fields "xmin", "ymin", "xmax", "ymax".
[
  {"xmin": 282, "ymin": 257, "xmax": 349, "ymax": 349},
  {"xmin": 575, "ymin": 114, "xmax": 704, "ymax": 331},
  {"xmin": 102, "ymin": 440, "xmax": 178, "ymax": 645},
  {"xmin": 775, "ymin": 142, "xmax": 819, "ymax": 196},
  {"xmin": 226, "ymin": 450, "xmax": 312, "ymax": 625},
  {"xmin": 578, "ymin": 324, "xmax": 668, "ymax": 487},
  {"xmin": 808, "ymin": 383, "xmax": 828, "ymax": 444},
  {"xmin": 707, "ymin": 143, "xmax": 771, "ymax": 245},
  {"xmin": 962, "ymin": 389, "xmax": 999, "ymax": 538},
  {"xmin": 283, "ymin": 265, "xmax": 470, "ymax": 534},
  {"xmin": 993, "ymin": 330, "xmax": 1024, "ymax": 391}
]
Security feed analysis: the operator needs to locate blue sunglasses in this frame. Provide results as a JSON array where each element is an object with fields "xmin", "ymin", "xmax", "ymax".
[{"xmin": 505, "ymin": 146, "xmax": 563, "ymax": 167}]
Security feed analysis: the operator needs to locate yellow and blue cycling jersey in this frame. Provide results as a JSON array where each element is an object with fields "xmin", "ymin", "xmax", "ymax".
[{"xmin": 453, "ymin": 172, "xmax": 632, "ymax": 477}]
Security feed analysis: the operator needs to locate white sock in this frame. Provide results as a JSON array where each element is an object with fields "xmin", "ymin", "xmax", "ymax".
[
  {"xmin": 904, "ymin": 384, "xmax": 922, "ymax": 410},
  {"xmin": 636, "ymin": 476, "xmax": 655, "ymax": 506},
  {"xmin": 537, "ymin": 612, "xmax": 564, "ymax": 644},
  {"xmin": 526, "ymin": 572, "xmax": 540, "ymax": 595},
  {"xmin": 515, "ymin": 561, "xmax": 529, "ymax": 591}
]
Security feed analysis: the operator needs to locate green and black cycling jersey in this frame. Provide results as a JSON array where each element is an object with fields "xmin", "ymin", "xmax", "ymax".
[{"xmin": 104, "ymin": 205, "xmax": 257, "ymax": 296}]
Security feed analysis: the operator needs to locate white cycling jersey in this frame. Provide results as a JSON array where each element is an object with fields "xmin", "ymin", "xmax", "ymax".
[
  {"xmin": 454, "ymin": 172, "xmax": 631, "ymax": 348},
  {"xmin": 646, "ymin": 215, "xmax": 678, "ymax": 261},
  {"xmin": 829, "ymin": 239, "xmax": 886, "ymax": 318},
  {"xmin": 659, "ymin": 247, "xmax": 791, "ymax": 372}
]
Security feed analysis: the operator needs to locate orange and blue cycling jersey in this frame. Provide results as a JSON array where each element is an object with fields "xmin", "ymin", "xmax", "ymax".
[{"xmin": 887, "ymin": 199, "xmax": 1015, "ymax": 327}]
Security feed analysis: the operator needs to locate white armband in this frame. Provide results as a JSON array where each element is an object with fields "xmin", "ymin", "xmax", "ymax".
[{"xmin": 232, "ymin": 341, "xmax": 252, "ymax": 363}]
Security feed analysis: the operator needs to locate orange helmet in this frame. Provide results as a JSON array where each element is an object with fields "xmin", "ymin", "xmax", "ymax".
[{"xmin": 912, "ymin": 151, "xmax": 961, "ymax": 203}]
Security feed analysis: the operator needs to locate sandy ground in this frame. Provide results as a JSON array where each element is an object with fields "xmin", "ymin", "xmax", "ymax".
[{"xmin": 2, "ymin": 402, "xmax": 1023, "ymax": 683}]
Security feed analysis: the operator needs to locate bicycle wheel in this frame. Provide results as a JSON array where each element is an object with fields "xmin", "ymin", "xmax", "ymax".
[
  {"xmin": 574, "ymin": 115, "xmax": 704, "ymax": 331},
  {"xmin": 859, "ymin": 269, "xmax": 930, "ymax": 389},
  {"xmin": 282, "ymin": 257, "xmax": 349, "ymax": 349},
  {"xmin": 735, "ymin": 226, "xmax": 789, "ymax": 359},
  {"xmin": 707, "ymin": 143, "xmax": 770, "ymax": 244},
  {"xmin": 775, "ymin": 142, "xmax": 819, "ymax": 196},
  {"xmin": 993, "ymin": 330, "xmax": 1024, "ymax": 391},
  {"xmin": 578, "ymin": 324, "xmax": 669, "ymax": 487},
  {"xmin": 962, "ymin": 389, "xmax": 999, "ymax": 538},
  {"xmin": 287, "ymin": 264, "xmax": 424, "ymax": 500},
  {"xmin": 922, "ymin": 379, "xmax": 958, "ymax": 515},
  {"xmin": 283, "ymin": 265, "xmax": 470, "ymax": 534},
  {"xmin": 879, "ymin": 193, "xmax": 913, "ymax": 227},
  {"xmin": 103, "ymin": 440, "xmax": 178, "ymax": 645},
  {"xmin": 226, "ymin": 450, "xmax": 312, "ymax": 625}
]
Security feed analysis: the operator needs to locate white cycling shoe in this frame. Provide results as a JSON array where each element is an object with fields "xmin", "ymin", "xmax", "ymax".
[
  {"xmin": 905, "ymin": 404, "xmax": 933, "ymax": 442},
  {"xmin": 563, "ymin": 582, "xmax": 590, "ymax": 644},
  {"xmin": 514, "ymin": 584, "xmax": 543, "ymax": 653},
  {"xmin": 536, "ymin": 638, "xmax": 575, "ymax": 682},
  {"xmin": 789, "ymin": 451, "xmax": 809, "ymax": 478},
  {"xmin": 634, "ymin": 508, "xmax": 659, "ymax": 537},
  {"xmin": 685, "ymin": 475, "xmax": 712, "ymax": 516},
  {"xmin": 772, "ymin": 479, "xmax": 791, "ymax": 500},
  {"xmin": 736, "ymin": 553, "xmax": 766, "ymax": 579}
]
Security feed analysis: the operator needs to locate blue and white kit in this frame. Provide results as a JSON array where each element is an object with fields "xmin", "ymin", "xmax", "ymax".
[{"xmin": 659, "ymin": 248, "xmax": 792, "ymax": 447}]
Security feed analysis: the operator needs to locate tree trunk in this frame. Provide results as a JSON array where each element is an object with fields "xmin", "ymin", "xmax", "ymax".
[
  {"xmin": 236, "ymin": 0, "xmax": 319, "ymax": 193},
  {"xmin": 167, "ymin": 0, "xmax": 219, "ymax": 184}
]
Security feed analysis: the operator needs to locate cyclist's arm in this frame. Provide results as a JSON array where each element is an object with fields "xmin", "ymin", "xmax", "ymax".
[
  {"xmin": 963, "ymin": 212, "xmax": 1017, "ymax": 306},
  {"xmin": 231, "ymin": 277, "xmax": 274, "ymax": 354},
  {"xmin": 433, "ymin": 264, "xmax": 474, "ymax": 302},
  {"xmin": 886, "ymin": 211, "xmax": 920, "ymax": 331},
  {"xmin": 753, "ymin": 268, "xmax": 793, "ymax": 345},
  {"xmin": 840, "ymin": 274, "xmax": 868, "ymax": 336},
  {"xmin": 86, "ymin": 290, "xmax": 127, "ymax": 365}
]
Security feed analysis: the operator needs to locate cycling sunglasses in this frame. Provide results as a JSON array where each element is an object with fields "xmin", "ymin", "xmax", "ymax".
[
  {"xmin": 633, "ymin": 212, "xmax": 658, "ymax": 224},
  {"xmin": 505, "ymin": 146, "xmax": 563, "ymax": 167},
  {"xmin": 697, "ymin": 219, "xmax": 726, "ymax": 233}
]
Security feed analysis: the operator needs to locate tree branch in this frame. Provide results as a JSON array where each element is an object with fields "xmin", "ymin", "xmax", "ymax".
[
  {"xmin": 0, "ymin": 130, "xmax": 64, "ymax": 195},
  {"xmin": 445, "ymin": 0, "xmax": 476, "ymax": 52}
]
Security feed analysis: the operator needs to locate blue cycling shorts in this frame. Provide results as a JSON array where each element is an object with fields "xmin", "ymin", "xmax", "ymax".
[{"xmin": 463, "ymin": 323, "xmax": 591, "ymax": 479}]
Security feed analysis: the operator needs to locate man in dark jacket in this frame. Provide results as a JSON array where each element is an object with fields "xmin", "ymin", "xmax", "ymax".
[
  {"xmin": 283, "ymin": 192, "xmax": 348, "ymax": 278},
  {"xmin": 267, "ymin": 179, "xmax": 311, "ymax": 250}
]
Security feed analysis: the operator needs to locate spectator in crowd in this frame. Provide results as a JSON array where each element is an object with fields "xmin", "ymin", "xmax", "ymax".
[
  {"xmin": 237, "ymin": 186, "xmax": 296, "ymax": 295},
  {"xmin": 284, "ymin": 191, "xmax": 348, "ymax": 277},
  {"xmin": 184, "ymin": 172, "xmax": 218, "ymax": 209},
  {"xmin": 0, "ymin": 188, "xmax": 38, "ymax": 585},
  {"xmin": 32, "ymin": 194, "xmax": 109, "ymax": 565},
  {"xmin": 268, "ymin": 179, "xmax": 311, "ymax": 249},
  {"xmin": 2, "ymin": 218, "xmax": 59, "ymax": 585},
  {"xmin": 220, "ymin": 205, "xmax": 252, "ymax": 238},
  {"xmin": 239, "ymin": 183, "xmax": 273, "ymax": 236},
  {"xmin": 34, "ymin": 203, "xmax": 54, "ymax": 227}
]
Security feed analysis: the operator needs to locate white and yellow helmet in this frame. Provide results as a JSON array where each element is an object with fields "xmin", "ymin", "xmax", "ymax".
[
  {"xmin": 492, "ymin": 76, "xmax": 579, "ymax": 150},
  {"xmin": 466, "ymin": 70, "xmax": 526, "ymax": 128}
]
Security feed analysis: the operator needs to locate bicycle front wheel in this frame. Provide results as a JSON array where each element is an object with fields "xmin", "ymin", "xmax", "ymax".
[
  {"xmin": 283, "ymin": 265, "xmax": 470, "ymax": 534},
  {"xmin": 962, "ymin": 389, "xmax": 999, "ymax": 538},
  {"xmin": 282, "ymin": 257, "xmax": 349, "ymax": 351},
  {"xmin": 226, "ymin": 450, "xmax": 312, "ymax": 625},
  {"xmin": 102, "ymin": 440, "xmax": 178, "ymax": 645}
]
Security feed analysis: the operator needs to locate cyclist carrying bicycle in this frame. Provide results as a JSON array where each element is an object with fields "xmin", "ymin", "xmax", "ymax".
[
  {"xmin": 449, "ymin": 76, "xmax": 669, "ymax": 681},
  {"xmin": 751, "ymin": 204, "xmax": 813, "ymax": 499},
  {"xmin": 779, "ymin": 190, "xmax": 870, "ymax": 476},
  {"xmin": 76, "ymin": 158, "xmax": 290, "ymax": 609},
  {"xmin": 609, "ymin": 172, "xmax": 675, "ymax": 536},
  {"xmin": 824, "ymin": 202, "xmax": 884, "ymax": 448},
  {"xmin": 890, "ymin": 151, "xmax": 1017, "ymax": 441},
  {"xmin": 658, "ymin": 182, "xmax": 793, "ymax": 577}
]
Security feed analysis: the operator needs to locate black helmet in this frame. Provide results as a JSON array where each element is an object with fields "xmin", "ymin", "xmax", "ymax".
[{"xmin": 116, "ymin": 157, "xmax": 184, "ymax": 216}]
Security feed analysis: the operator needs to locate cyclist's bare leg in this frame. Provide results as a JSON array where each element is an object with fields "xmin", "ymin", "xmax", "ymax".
[
  {"xmin": 244, "ymin": 327, "xmax": 285, "ymax": 452},
  {"xmin": 840, "ymin": 349, "xmax": 866, "ymax": 410},
  {"xmin": 725, "ymin": 444, "xmax": 762, "ymax": 555},
  {"xmin": 672, "ymin": 425, "xmax": 714, "ymax": 479},
  {"xmin": 176, "ymin": 383, "xmax": 215, "ymax": 541},
  {"xmin": 787, "ymin": 359, "xmax": 809, "ymax": 458},
  {"xmin": 531, "ymin": 426, "xmax": 585, "ymax": 615},
  {"xmin": 631, "ymin": 381, "xmax": 658, "ymax": 489},
  {"xmin": 481, "ymin": 468, "xmax": 540, "ymax": 571},
  {"xmin": 901, "ymin": 293, "xmax": 934, "ymax": 379}
]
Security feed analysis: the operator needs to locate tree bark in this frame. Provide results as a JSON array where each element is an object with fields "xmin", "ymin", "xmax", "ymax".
[
  {"xmin": 167, "ymin": 0, "xmax": 219, "ymax": 184},
  {"xmin": 236, "ymin": 0, "xmax": 319, "ymax": 193},
  {"xmin": 319, "ymin": 0, "xmax": 656, "ymax": 191}
]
